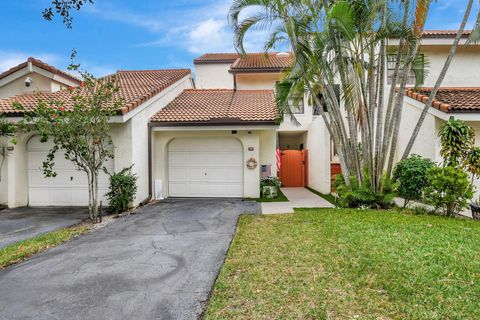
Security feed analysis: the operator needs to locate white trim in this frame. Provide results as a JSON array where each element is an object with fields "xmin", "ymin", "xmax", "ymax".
[
  {"xmin": 388, "ymin": 38, "xmax": 472, "ymax": 46},
  {"xmin": 109, "ymin": 75, "xmax": 193, "ymax": 123},
  {"xmin": 151, "ymin": 125, "xmax": 278, "ymax": 132},
  {"xmin": 0, "ymin": 67, "xmax": 30, "ymax": 87},
  {"xmin": 404, "ymin": 95, "xmax": 480, "ymax": 121}
]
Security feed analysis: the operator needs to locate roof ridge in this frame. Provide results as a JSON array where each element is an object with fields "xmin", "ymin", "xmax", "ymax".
[{"xmin": 118, "ymin": 68, "xmax": 191, "ymax": 73}]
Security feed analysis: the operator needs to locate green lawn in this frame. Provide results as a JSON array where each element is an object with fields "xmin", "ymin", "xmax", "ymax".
[
  {"xmin": 205, "ymin": 209, "xmax": 480, "ymax": 320},
  {"xmin": 0, "ymin": 225, "xmax": 91, "ymax": 269}
]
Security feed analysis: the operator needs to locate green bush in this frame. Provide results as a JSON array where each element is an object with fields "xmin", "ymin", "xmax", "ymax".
[
  {"xmin": 438, "ymin": 117, "xmax": 474, "ymax": 167},
  {"xmin": 105, "ymin": 166, "xmax": 138, "ymax": 214},
  {"xmin": 393, "ymin": 155, "xmax": 435, "ymax": 207},
  {"xmin": 334, "ymin": 174, "xmax": 396, "ymax": 209},
  {"xmin": 424, "ymin": 166, "xmax": 474, "ymax": 216}
]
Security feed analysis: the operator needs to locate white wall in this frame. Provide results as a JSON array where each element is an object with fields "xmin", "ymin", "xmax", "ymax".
[
  {"xmin": 396, "ymin": 100, "xmax": 440, "ymax": 163},
  {"xmin": 0, "ymin": 72, "xmax": 61, "ymax": 99},
  {"xmin": 422, "ymin": 45, "xmax": 480, "ymax": 87},
  {"xmin": 152, "ymin": 129, "xmax": 276, "ymax": 199},
  {"xmin": 305, "ymin": 117, "xmax": 331, "ymax": 194},
  {"xmin": 194, "ymin": 63, "xmax": 234, "ymax": 89},
  {"xmin": 236, "ymin": 73, "xmax": 283, "ymax": 90}
]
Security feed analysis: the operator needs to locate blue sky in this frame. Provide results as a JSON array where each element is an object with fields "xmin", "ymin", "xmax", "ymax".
[{"xmin": 0, "ymin": 0, "xmax": 477, "ymax": 77}]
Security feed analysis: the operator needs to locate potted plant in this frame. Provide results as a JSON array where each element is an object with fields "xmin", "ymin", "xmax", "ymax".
[{"xmin": 260, "ymin": 177, "xmax": 281, "ymax": 199}]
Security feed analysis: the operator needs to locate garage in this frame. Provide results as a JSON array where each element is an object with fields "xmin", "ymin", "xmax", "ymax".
[
  {"xmin": 27, "ymin": 136, "xmax": 113, "ymax": 206},
  {"xmin": 168, "ymin": 137, "xmax": 244, "ymax": 197}
]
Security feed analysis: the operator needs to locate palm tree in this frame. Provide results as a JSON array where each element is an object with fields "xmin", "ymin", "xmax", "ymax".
[{"xmin": 230, "ymin": 0, "xmax": 477, "ymax": 194}]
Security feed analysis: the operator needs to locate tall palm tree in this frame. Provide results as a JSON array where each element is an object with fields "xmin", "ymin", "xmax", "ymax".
[{"xmin": 230, "ymin": 0, "xmax": 477, "ymax": 193}]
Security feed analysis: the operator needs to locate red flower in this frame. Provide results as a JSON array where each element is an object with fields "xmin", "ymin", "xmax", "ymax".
[
  {"xmin": 68, "ymin": 86, "xmax": 74, "ymax": 92},
  {"xmin": 59, "ymin": 107, "xmax": 65, "ymax": 111},
  {"xmin": 80, "ymin": 81, "xmax": 85, "ymax": 87}
]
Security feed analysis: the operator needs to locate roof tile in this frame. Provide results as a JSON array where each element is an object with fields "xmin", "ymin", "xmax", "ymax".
[
  {"xmin": 0, "ymin": 69, "xmax": 191, "ymax": 115},
  {"xmin": 150, "ymin": 89, "xmax": 278, "ymax": 124},
  {"xmin": 0, "ymin": 57, "xmax": 82, "ymax": 84},
  {"xmin": 404, "ymin": 87, "xmax": 480, "ymax": 113}
]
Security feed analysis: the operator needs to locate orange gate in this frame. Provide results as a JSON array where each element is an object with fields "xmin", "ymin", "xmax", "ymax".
[{"xmin": 279, "ymin": 150, "xmax": 308, "ymax": 187}]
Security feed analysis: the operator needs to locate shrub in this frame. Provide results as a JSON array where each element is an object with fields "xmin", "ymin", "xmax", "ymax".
[
  {"xmin": 438, "ymin": 117, "xmax": 474, "ymax": 167},
  {"xmin": 393, "ymin": 155, "xmax": 435, "ymax": 207},
  {"xmin": 105, "ymin": 166, "xmax": 138, "ymax": 214},
  {"xmin": 334, "ymin": 174, "xmax": 396, "ymax": 209},
  {"xmin": 424, "ymin": 166, "xmax": 474, "ymax": 216}
]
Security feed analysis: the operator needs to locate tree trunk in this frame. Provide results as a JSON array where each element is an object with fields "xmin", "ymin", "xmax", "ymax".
[{"xmin": 401, "ymin": 0, "xmax": 474, "ymax": 159}]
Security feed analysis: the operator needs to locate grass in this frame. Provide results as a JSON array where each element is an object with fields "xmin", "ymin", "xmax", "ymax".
[
  {"xmin": 0, "ymin": 224, "xmax": 91, "ymax": 269},
  {"xmin": 255, "ymin": 188, "xmax": 289, "ymax": 202},
  {"xmin": 205, "ymin": 209, "xmax": 480, "ymax": 320},
  {"xmin": 306, "ymin": 186, "xmax": 338, "ymax": 206}
]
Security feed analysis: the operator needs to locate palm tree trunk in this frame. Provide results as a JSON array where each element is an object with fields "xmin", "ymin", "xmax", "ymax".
[{"xmin": 401, "ymin": 0, "xmax": 474, "ymax": 159}]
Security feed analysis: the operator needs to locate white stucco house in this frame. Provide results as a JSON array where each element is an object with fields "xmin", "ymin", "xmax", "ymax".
[{"xmin": 1, "ymin": 29, "xmax": 479, "ymax": 208}]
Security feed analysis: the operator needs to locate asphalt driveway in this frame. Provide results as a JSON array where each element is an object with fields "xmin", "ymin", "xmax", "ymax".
[
  {"xmin": 0, "ymin": 207, "xmax": 87, "ymax": 248},
  {"xmin": 0, "ymin": 199, "xmax": 260, "ymax": 320}
]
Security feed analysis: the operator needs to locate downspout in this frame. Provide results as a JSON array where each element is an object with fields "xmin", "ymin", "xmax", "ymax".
[
  {"xmin": 233, "ymin": 73, "xmax": 237, "ymax": 91},
  {"xmin": 140, "ymin": 123, "xmax": 153, "ymax": 206}
]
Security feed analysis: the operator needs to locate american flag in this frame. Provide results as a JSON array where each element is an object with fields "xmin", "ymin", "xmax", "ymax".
[{"xmin": 276, "ymin": 134, "xmax": 282, "ymax": 174}]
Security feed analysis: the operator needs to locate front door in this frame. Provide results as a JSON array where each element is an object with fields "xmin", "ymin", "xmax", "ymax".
[{"xmin": 280, "ymin": 150, "xmax": 308, "ymax": 187}]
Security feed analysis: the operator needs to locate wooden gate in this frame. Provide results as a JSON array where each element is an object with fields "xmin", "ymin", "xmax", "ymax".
[{"xmin": 280, "ymin": 150, "xmax": 308, "ymax": 187}]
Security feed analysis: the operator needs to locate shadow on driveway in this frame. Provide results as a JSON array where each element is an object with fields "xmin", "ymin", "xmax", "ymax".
[
  {"xmin": 0, "ymin": 199, "xmax": 260, "ymax": 320},
  {"xmin": 0, "ymin": 207, "xmax": 87, "ymax": 249}
]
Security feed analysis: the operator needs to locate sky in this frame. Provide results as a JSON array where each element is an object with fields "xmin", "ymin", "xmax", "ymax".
[{"xmin": 0, "ymin": 0, "xmax": 478, "ymax": 77}]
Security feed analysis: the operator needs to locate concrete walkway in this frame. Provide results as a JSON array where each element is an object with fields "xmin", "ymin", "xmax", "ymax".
[{"xmin": 262, "ymin": 187, "xmax": 335, "ymax": 214}]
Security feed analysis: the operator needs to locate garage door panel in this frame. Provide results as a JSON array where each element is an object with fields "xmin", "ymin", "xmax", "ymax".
[
  {"xmin": 28, "ymin": 136, "xmax": 113, "ymax": 206},
  {"xmin": 168, "ymin": 138, "xmax": 244, "ymax": 198}
]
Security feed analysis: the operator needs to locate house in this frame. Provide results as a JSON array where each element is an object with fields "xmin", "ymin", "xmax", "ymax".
[
  {"xmin": 192, "ymin": 30, "xmax": 480, "ymax": 196},
  {"xmin": 0, "ymin": 59, "xmax": 194, "ymax": 207},
  {"xmin": 1, "ymin": 29, "xmax": 479, "ymax": 208}
]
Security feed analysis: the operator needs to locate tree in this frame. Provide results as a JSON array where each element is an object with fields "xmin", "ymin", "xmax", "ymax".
[
  {"xmin": 43, "ymin": 0, "xmax": 94, "ymax": 28},
  {"xmin": 17, "ymin": 60, "xmax": 122, "ymax": 222},
  {"xmin": 230, "ymin": 0, "xmax": 478, "ymax": 196}
]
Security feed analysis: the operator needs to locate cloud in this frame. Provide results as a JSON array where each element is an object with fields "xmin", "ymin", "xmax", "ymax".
[{"xmin": 187, "ymin": 19, "xmax": 233, "ymax": 53}]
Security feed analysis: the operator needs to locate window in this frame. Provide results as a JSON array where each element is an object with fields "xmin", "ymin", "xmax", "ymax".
[
  {"xmin": 288, "ymin": 96, "xmax": 304, "ymax": 114},
  {"xmin": 313, "ymin": 84, "xmax": 340, "ymax": 116},
  {"xmin": 387, "ymin": 53, "xmax": 424, "ymax": 85}
]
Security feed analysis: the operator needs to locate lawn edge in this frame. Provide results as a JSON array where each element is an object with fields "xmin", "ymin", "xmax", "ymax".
[
  {"xmin": 0, "ymin": 222, "xmax": 93, "ymax": 270},
  {"xmin": 199, "ymin": 213, "xmax": 254, "ymax": 319},
  {"xmin": 306, "ymin": 187, "xmax": 337, "ymax": 206}
]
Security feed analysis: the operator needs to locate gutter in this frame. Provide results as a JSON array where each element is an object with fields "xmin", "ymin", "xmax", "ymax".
[{"xmin": 140, "ymin": 124, "xmax": 153, "ymax": 206}]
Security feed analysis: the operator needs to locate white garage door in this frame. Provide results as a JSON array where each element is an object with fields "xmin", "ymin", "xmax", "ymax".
[
  {"xmin": 28, "ymin": 136, "xmax": 113, "ymax": 206},
  {"xmin": 168, "ymin": 137, "xmax": 244, "ymax": 197}
]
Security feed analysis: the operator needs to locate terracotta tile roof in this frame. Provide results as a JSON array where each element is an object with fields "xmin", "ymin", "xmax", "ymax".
[
  {"xmin": 0, "ymin": 57, "xmax": 82, "ymax": 84},
  {"xmin": 150, "ymin": 89, "xmax": 278, "ymax": 125},
  {"xmin": 422, "ymin": 30, "xmax": 472, "ymax": 38},
  {"xmin": 403, "ymin": 87, "xmax": 480, "ymax": 113},
  {"xmin": 0, "ymin": 69, "xmax": 191, "ymax": 116},
  {"xmin": 230, "ymin": 53, "xmax": 292, "ymax": 73},
  {"xmin": 194, "ymin": 52, "xmax": 293, "ymax": 72},
  {"xmin": 194, "ymin": 53, "xmax": 240, "ymax": 64}
]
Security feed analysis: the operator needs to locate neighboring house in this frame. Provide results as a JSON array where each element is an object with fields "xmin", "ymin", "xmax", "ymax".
[
  {"xmin": 0, "ymin": 59, "xmax": 193, "ymax": 207},
  {"xmin": 0, "ymin": 57, "xmax": 82, "ymax": 99}
]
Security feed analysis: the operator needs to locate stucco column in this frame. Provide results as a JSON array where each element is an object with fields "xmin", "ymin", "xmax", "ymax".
[{"xmin": 240, "ymin": 133, "xmax": 260, "ymax": 198}]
